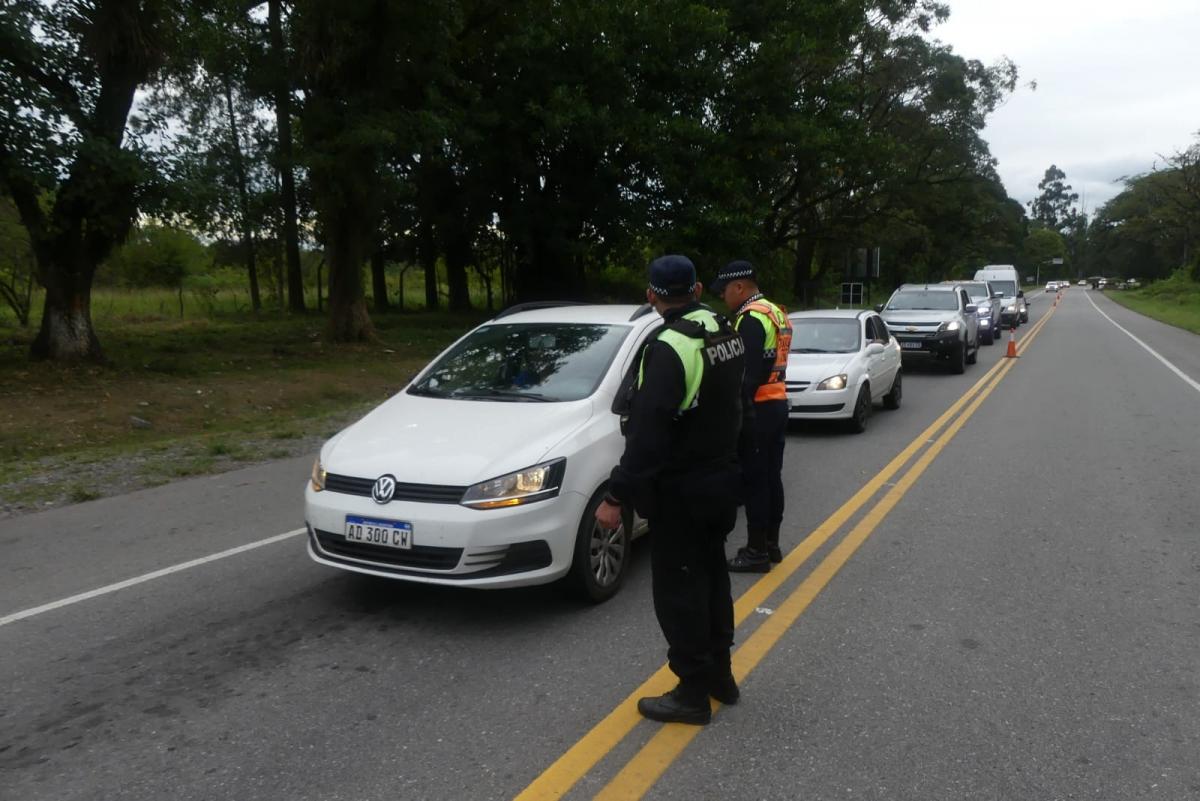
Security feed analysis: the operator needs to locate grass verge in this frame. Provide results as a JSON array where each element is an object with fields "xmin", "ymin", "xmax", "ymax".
[
  {"xmin": 1105, "ymin": 272, "xmax": 1200, "ymax": 335},
  {"xmin": 1, "ymin": 308, "xmax": 484, "ymax": 517}
]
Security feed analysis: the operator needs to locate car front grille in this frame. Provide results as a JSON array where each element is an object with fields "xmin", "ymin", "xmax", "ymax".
[
  {"xmin": 790, "ymin": 403, "xmax": 845, "ymax": 413},
  {"xmin": 324, "ymin": 473, "xmax": 466, "ymax": 504},
  {"xmin": 785, "ymin": 381, "xmax": 812, "ymax": 393},
  {"xmin": 311, "ymin": 529, "xmax": 552, "ymax": 578},
  {"xmin": 313, "ymin": 528, "xmax": 463, "ymax": 569}
]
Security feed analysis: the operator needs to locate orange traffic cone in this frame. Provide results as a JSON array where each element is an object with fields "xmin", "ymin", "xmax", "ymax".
[{"xmin": 1005, "ymin": 326, "xmax": 1019, "ymax": 358}]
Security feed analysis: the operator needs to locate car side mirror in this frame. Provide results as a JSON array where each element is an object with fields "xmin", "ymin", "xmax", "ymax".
[
  {"xmin": 992, "ymin": 292, "xmax": 1003, "ymax": 299},
  {"xmin": 865, "ymin": 342, "xmax": 885, "ymax": 356},
  {"xmin": 874, "ymin": 304, "xmax": 884, "ymax": 313},
  {"xmin": 964, "ymin": 304, "xmax": 977, "ymax": 314}
]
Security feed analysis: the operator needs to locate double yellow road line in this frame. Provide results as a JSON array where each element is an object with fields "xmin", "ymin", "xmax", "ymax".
[{"xmin": 516, "ymin": 303, "xmax": 1059, "ymax": 801}]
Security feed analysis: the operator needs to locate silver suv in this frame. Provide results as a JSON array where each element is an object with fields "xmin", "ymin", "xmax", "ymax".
[{"xmin": 877, "ymin": 283, "xmax": 979, "ymax": 374}]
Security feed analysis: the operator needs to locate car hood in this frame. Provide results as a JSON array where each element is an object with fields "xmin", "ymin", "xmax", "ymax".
[
  {"xmin": 786, "ymin": 353, "xmax": 855, "ymax": 380},
  {"xmin": 881, "ymin": 310, "xmax": 956, "ymax": 324},
  {"xmin": 322, "ymin": 393, "xmax": 594, "ymax": 485}
]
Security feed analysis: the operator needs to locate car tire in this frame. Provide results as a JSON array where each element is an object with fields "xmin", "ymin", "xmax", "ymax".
[
  {"xmin": 981, "ymin": 329, "xmax": 994, "ymax": 346},
  {"xmin": 882, "ymin": 370, "xmax": 902, "ymax": 410},
  {"xmin": 950, "ymin": 341, "xmax": 966, "ymax": 374},
  {"xmin": 1020, "ymin": 310, "xmax": 1029, "ymax": 324},
  {"xmin": 568, "ymin": 489, "xmax": 631, "ymax": 604},
  {"xmin": 965, "ymin": 335, "xmax": 978, "ymax": 364},
  {"xmin": 848, "ymin": 384, "xmax": 871, "ymax": 433}
]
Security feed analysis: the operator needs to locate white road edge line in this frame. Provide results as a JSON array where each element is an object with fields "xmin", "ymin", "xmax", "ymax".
[
  {"xmin": 1087, "ymin": 292, "xmax": 1200, "ymax": 396},
  {"xmin": 0, "ymin": 527, "xmax": 307, "ymax": 628}
]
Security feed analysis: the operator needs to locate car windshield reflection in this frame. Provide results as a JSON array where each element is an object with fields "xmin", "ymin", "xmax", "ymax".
[
  {"xmin": 409, "ymin": 323, "xmax": 630, "ymax": 402},
  {"xmin": 790, "ymin": 318, "xmax": 861, "ymax": 354}
]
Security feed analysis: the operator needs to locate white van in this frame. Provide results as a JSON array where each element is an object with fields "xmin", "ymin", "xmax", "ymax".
[{"xmin": 973, "ymin": 265, "xmax": 1027, "ymax": 327}]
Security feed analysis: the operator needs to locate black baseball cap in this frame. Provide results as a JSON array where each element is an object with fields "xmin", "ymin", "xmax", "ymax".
[
  {"xmin": 647, "ymin": 255, "xmax": 698, "ymax": 298},
  {"xmin": 710, "ymin": 260, "xmax": 757, "ymax": 295}
]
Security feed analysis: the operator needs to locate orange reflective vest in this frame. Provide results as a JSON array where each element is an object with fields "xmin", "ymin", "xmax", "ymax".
[{"xmin": 738, "ymin": 298, "xmax": 792, "ymax": 403}]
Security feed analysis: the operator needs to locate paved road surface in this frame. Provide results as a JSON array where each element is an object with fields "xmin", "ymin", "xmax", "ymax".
[{"xmin": 2, "ymin": 288, "xmax": 1198, "ymax": 800}]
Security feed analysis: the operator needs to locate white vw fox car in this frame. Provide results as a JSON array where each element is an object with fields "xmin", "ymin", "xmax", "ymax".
[
  {"xmin": 305, "ymin": 303, "xmax": 663, "ymax": 602},
  {"xmin": 784, "ymin": 309, "xmax": 902, "ymax": 433}
]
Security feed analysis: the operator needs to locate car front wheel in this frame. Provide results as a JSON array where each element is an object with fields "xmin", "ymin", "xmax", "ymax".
[
  {"xmin": 950, "ymin": 341, "xmax": 966, "ymax": 374},
  {"xmin": 569, "ymin": 490, "xmax": 631, "ymax": 603},
  {"xmin": 848, "ymin": 383, "xmax": 871, "ymax": 433},
  {"xmin": 883, "ymin": 370, "xmax": 902, "ymax": 410}
]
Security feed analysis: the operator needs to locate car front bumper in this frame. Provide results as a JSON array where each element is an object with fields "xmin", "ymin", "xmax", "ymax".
[
  {"xmin": 786, "ymin": 385, "xmax": 852, "ymax": 419},
  {"xmin": 304, "ymin": 483, "xmax": 587, "ymax": 589},
  {"xmin": 893, "ymin": 331, "xmax": 961, "ymax": 357}
]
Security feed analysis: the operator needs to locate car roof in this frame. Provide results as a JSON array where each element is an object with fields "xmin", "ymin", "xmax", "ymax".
[
  {"xmin": 788, "ymin": 308, "xmax": 868, "ymax": 320},
  {"xmin": 484, "ymin": 303, "xmax": 651, "ymax": 325},
  {"xmin": 895, "ymin": 283, "xmax": 958, "ymax": 292}
]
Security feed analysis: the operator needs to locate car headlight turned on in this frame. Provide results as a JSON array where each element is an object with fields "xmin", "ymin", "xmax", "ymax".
[
  {"xmin": 1005, "ymin": 304, "xmax": 1016, "ymax": 312},
  {"xmin": 937, "ymin": 320, "xmax": 961, "ymax": 333},
  {"xmin": 461, "ymin": 459, "xmax": 567, "ymax": 509},
  {"xmin": 816, "ymin": 374, "xmax": 847, "ymax": 391},
  {"xmin": 310, "ymin": 457, "xmax": 326, "ymax": 492}
]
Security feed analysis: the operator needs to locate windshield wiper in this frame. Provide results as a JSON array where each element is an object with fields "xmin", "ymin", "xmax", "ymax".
[
  {"xmin": 452, "ymin": 387, "xmax": 553, "ymax": 402},
  {"xmin": 408, "ymin": 386, "xmax": 447, "ymax": 398}
]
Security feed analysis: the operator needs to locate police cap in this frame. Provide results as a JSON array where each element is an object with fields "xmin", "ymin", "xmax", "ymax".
[
  {"xmin": 647, "ymin": 255, "xmax": 698, "ymax": 298},
  {"xmin": 710, "ymin": 260, "xmax": 757, "ymax": 295}
]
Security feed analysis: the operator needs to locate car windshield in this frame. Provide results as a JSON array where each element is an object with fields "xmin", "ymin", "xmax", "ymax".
[
  {"xmin": 408, "ymin": 322, "xmax": 630, "ymax": 402},
  {"xmin": 885, "ymin": 290, "xmax": 959, "ymax": 311},
  {"xmin": 960, "ymin": 282, "xmax": 991, "ymax": 301},
  {"xmin": 790, "ymin": 318, "xmax": 861, "ymax": 354},
  {"xmin": 988, "ymin": 280, "xmax": 1018, "ymax": 298}
]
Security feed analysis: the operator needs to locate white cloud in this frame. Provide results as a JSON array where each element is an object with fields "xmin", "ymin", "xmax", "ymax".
[{"xmin": 932, "ymin": 0, "xmax": 1200, "ymax": 211}]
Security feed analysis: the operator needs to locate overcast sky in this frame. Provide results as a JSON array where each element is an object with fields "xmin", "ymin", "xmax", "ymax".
[{"xmin": 931, "ymin": 0, "xmax": 1200, "ymax": 214}]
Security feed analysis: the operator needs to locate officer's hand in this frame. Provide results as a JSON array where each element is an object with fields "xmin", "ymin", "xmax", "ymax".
[{"xmin": 595, "ymin": 499, "xmax": 622, "ymax": 530}]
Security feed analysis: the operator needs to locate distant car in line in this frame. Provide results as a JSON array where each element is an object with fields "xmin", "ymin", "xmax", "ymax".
[
  {"xmin": 784, "ymin": 309, "xmax": 903, "ymax": 433},
  {"xmin": 1077, "ymin": 279, "xmax": 1087, "ymax": 286},
  {"xmin": 1045, "ymin": 281, "xmax": 1058, "ymax": 292},
  {"xmin": 974, "ymin": 265, "xmax": 1027, "ymax": 326},
  {"xmin": 944, "ymin": 280, "xmax": 1001, "ymax": 345}
]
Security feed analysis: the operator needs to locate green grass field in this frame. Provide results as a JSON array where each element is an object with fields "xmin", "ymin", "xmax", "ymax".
[{"xmin": 1106, "ymin": 272, "xmax": 1200, "ymax": 335}]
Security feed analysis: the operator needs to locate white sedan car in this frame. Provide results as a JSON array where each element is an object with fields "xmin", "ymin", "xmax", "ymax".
[
  {"xmin": 784, "ymin": 309, "xmax": 902, "ymax": 433},
  {"xmin": 305, "ymin": 303, "xmax": 660, "ymax": 602}
]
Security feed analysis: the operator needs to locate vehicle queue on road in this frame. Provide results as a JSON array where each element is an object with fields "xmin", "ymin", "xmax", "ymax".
[{"xmin": 302, "ymin": 263, "xmax": 1041, "ymax": 604}]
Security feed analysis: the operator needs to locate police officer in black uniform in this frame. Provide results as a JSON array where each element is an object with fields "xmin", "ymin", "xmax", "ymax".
[{"xmin": 595, "ymin": 254, "xmax": 747, "ymax": 725}]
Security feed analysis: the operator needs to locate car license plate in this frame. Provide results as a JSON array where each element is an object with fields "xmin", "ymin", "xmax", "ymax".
[
  {"xmin": 900, "ymin": 340, "xmax": 923, "ymax": 350},
  {"xmin": 344, "ymin": 516, "xmax": 413, "ymax": 550}
]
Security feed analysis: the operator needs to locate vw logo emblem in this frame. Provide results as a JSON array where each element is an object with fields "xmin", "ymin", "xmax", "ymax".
[
  {"xmin": 905, "ymin": 326, "xmax": 918, "ymax": 332},
  {"xmin": 371, "ymin": 474, "xmax": 396, "ymax": 504}
]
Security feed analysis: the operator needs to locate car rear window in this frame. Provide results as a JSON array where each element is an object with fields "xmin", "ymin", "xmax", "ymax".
[{"xmin": 409, "ymin": 323, "xmax": 631, "ymax": 402}]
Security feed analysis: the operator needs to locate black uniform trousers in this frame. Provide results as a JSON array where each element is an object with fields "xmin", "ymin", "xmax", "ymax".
[
  {"xmin": 648, "ymin": 475, "xmax": 738, "ymax": 693},
  {"xmin": 740, "ymin": 398, "xmax": 788, "ymax": 551}
]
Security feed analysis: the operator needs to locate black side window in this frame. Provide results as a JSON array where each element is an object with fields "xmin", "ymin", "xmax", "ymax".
[
  {"xmin": 864, "ymin": 317, "xmax": 879, "ymax": 342},
  {"xmin": 960, "ymin": 290, "xmax": 969, "ymax": 309}
]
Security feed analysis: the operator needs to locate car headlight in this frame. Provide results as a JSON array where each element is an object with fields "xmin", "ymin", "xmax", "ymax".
[
  {"xmin": 937, "ymin": 320, "xmax": 961, "ymax": 332},
  {"xmin": 461, "ymin": 459, "xmax": 566, "ymax": 509},
  {"xmin": 816, "ymin": 374, "xmax": 847, "ymax": 391},
  {"xmin": 310, "ymin": 457, "xmax": 326, "ymax": 492},
  {"xmin": 977, "ymin": 304, "xmax": 991, "ymax": 314},
  {"xmin": 1005, "ymin": 304, "xmax": 1016, "ymax": 312}
]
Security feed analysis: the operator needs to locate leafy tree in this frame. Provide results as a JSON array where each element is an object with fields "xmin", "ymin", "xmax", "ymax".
[
  {"xmin": 1028, "ymin": 165, "xmax": 1080, "ymax": 233},
  {"xmin": 1024, "ymin": 227, "xmax": 1066, "ymax": 278},
  {"xmin": 0, "ymin": 0, "xmax": 181, "ymax": 361}
]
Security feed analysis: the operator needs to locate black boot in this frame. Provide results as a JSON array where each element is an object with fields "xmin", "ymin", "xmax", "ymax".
[
  {"xmin": 710, "ymin": 672, "xmax": 740, "ymax": 705},
  {"xmin": 637, "ymin": 685, "xmax": 712, "ymax": 725},
  {"xmin": 766, "ymin": 524, "xmax": 783, "ymax": 564},
  {"xmin": 727, "ymin": 546, "xmax": 770, "ymax": 573}
]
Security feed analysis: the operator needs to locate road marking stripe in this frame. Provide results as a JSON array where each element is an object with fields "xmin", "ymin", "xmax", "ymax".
[
  {"xmin": 595, "ymin": 356, "xmax": 1021, "ymax": 800},
  {"xmin": 0, "ymin": 527, "xmax": 307, "ymax": 628},
  {"xmin": 514, "ymin": 313, "xmax": 1053, "ymax": 801},
  {"xmin": 1085, "ymin": 292, "xmax": 1200, "ymax": 395}
]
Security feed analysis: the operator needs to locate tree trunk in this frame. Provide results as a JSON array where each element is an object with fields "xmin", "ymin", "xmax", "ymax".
[
  {"xmin": 224, "ymin": 77, "xmax": 261, "ymax": 312},
  {"xmin": 268, "ymin": 0, "xmax": 305, "ymax": 313},
  {"xmin": 30, "ymin": 259, "xmax": 103, "ymax": 361},
  {"xmin": 445, "ymin": 241, "xmax": 471, "ymax": 312},
  {"xmin": 371, "ymin": 250, "xmax": 389, "ymax": 313},
  {"xmin": 326, "ymin": 215, "xmax": 374, "ymax": 341},
  {"xmin": 418, "ymin": 218, "xmax": 439, "ymax": 310},
  {"xmin": 792, "ymin": 237, "xmax": 817, "ymax": 301}
]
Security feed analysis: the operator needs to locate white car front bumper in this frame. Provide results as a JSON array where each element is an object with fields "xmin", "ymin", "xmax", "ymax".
[
  {"xmin": 304, "ymin": 483, "xmax": 587, "ymax": 589},
  {"xmin": 785, "ymin": 385, "xmax": 854, "ymax": 420}
]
